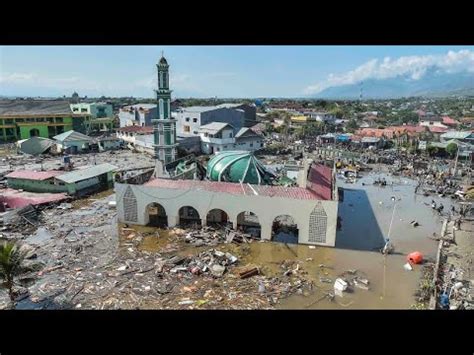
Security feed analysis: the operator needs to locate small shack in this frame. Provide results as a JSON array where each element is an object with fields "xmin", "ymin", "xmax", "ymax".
[
  {"xmin": 5, "ymin": 163, "xmax": 117, "ymax": 196},
  {"xmin": 55, "ymin": 163, "xmax": 117, "ymax": 196},
  {"xmin": 53, "ymin": 130, "xmax": 93, "ymax": 154},
  {"xmin": 16, "ymin": 136, "xmax": 57, "ymax": 156}
]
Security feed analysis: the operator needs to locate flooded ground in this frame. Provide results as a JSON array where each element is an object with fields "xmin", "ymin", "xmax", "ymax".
[
  {"xmin": 279, "ymin": 168, "xmax": 457, "ymax": 309},
  {"xmin": 2, "ymin": 165, "xmax": 461, "ymax": 310}
]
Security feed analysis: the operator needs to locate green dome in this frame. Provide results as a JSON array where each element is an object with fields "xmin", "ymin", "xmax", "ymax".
[{"xmin": 206, "ymin": 151, "xmax": 273, "ymax": 185}]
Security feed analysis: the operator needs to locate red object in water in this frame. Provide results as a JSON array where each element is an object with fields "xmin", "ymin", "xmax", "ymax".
[{"xmin": 407, "ymin": 252, "xmax": 423, "ymax": 264}]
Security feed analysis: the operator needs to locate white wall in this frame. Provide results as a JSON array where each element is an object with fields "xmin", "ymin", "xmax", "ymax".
[
  {"xmin": 176, "ymin": 111, "xmax": 201, "ymax": 137},
  {"xmin": 116, "ymin": 182, "xmax": 338, "ymax": 247}
]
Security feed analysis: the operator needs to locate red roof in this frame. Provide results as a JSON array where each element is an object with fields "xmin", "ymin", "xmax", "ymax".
[
  {"xmin": 442, "ymin": 116, "xmax": 458, "ymax": 126},
  {"xmin": 144, "ymin": 178, "xmax": 328, "ymax": 200},
  {"xmin": 428, "ymin": 126, "xmax": 449, "ymax": 133},
  {"xmin": 307, "ymin": 164, "xmax": 333, "ymax": 200},
  {"xmin": 0, "ymin": 188, "xmax": 68, "ymax": 209},
  {"xmin": 6, "ymin": 170, "xmax": 63, "ymax": 181},
  {"xmin": 117, "ymin": 126, "xmax": 153, "ymax": 134}
]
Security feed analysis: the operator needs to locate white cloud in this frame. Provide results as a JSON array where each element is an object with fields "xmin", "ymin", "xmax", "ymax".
[
  {"xmin": 304, "ymin": 49, "xmax": 474, "ymax": 94},
  {"xmin": 0, "ymin": 71, "xmax": 95, "ymax": 91}
]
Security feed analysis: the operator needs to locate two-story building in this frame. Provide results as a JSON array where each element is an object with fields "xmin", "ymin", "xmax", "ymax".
[
  {"xmin": 71, "ymin": 102, "xmax": 115, "ymax": 132},
  {"xmin": 175, "ymin": 104, "xmax": 250, "ymax": 138},
  {"xmin": 0, "ymin": 100, "xmax": 92, "ymax": 143},
  {"xmin": 199, "ymin": 122, "xmax": 263, "ymax": 154}
]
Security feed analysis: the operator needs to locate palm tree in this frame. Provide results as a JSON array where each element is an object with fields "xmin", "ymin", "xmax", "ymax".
[{"xmin": 0, "ymin": 241, "xmax": 27, "ymax": 305}]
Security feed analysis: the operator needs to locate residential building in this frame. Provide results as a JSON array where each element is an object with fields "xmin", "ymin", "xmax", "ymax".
[
  {"xmin": 53, "ymin": 130, "xmax": 93, "ymax": 154},
  {"xmin": 303, "ymin": 111, "xmax": 337, "ymax": 124},
  {"xmin": 70, "ymin": 102, "xmax": 113, "ymax": 119},
  {"xmin": 441, "ymin": 116, "xmax": 459, "ymax": 128},
  {"xmin": 118, "ymin": 104, "xmax": 157, "ymax": 127},
  {"xmin": 0, "ymin": 100, "xmax": 91, "ymax": 143},
  {"xmin": 440, "ymin": 131, "xmax": 474, "ymax": 144},
  {"xmin": 199, "ymin": 122, "xmax": 263, "ymax": 154},
  {"xmin": 360, "ymin": 137, "xmax": 384, "ymax": 149},
  {"xmin": 96, "ymin": 137, "xmax": 123, "ymax": 152},
  {"xmin": 419, "ymin": 116, "xmax": 448, "ymax": 129},
  {"xmin": 175, "ymin": 105, "xmax": 247, "ymax": 138}
]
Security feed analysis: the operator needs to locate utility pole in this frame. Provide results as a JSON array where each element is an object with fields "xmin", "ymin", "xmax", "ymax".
[{"xmin": 382, "ymin": 196, "xmax": 398, "ymax": 300}]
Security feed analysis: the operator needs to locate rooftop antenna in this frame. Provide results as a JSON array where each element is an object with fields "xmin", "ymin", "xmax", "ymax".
[{"xmin": 359, "ymin": 81, "xmax": 363, "ymax": 102}]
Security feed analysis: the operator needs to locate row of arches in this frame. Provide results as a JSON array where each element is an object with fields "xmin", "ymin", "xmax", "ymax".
[{"xmin": 145, "ymin": 203, "xmax": 299, "ymax": 243}]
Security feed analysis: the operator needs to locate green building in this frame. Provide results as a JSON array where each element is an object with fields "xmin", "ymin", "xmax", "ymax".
[
  {"xmin": 0, "ymin": 100, "xmax": 92, "ymax": 143},
  {"xmin": 71, "ymin": 102, "xmax": 115, "ymax": 132},
  {"xmin": 5, "ymin": 163, "xmax": 117, "ymax": 196}
]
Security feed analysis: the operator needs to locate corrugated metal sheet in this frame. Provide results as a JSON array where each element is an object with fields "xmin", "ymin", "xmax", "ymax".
[
  {"xmin": 19, "ymin": 137, "xmax": 54, "ymax": 155},
  {"xmin": 307, "ymin": 164, "xmax": 333, "ymax": 200},
  {"xmin": 0, "ymin": 188, "xmax": 68, "ymax": 208},
  {"xmin": 440, "ymin": 131, "xmax": 472, "ymax": 140},
  {"xmin": 6, "ymin": 170, "xmax": 64, "ymax": 181},
  {"xmin": 56, "ymin": 163, "xmax": 117, "ymax": 183},
  {"xmin": 199, "ymin": 122, "xmax": 232, "ymax": 133},
  {"xmin": 53, "ymin": 130, "xmax": 92, "ymax": 142},
  {"xmin": 144, "ymin": 178, "xmax": 323, "ymax": 200}
]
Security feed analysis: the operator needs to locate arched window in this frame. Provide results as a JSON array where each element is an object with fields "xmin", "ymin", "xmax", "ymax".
[
  {"xmin": 159, "ymin": 72, "xmax": 163, "ymax": 88},
  {"xmin": 29, "ymin": 128, "xmax": 40, "ymax": 137},
  {"xmin": 308, "ymin": 203, "xmax": 327, "ymax": 243},
  {"xmin": 159, "ymin": 99, "xmax": 164, "ymax": 119}
]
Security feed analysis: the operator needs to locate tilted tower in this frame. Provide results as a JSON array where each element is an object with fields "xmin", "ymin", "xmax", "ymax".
[{"xmin": 153, "ymin": 53, "xmax": 178, "ymax": 176}]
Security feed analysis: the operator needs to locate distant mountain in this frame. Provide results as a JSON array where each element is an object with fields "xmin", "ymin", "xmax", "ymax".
[{"xmin": 315, "ymin": 71, "xmax": 474, "ymax": 99}]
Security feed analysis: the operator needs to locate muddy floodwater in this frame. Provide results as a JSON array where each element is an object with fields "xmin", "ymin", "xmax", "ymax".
[{"xmin": 280, "ymin": 170, "xmax": 455, "ymax": 309}]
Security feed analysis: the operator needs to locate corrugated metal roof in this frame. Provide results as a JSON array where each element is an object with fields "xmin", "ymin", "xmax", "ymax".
[
  {"xmin": 6, "ymin": 170, "xmax": 64, "ymax": 181},
  {"xmin": 440, "ymin": 131, "xmax": 473, "ymax": 140},
  {"xmin": 53, "ymin": 130, "xmax": 92, "ymax": 142},
  {"xmin": 199, "ymin": 122, "xmax": 232, "ymax": 133},
  {"xmin": 235, "ymin": 127, "xmax": 260, "ymax": 138},
  {"xmin": 56, "ymin": 163, "xmax": 117, "ymax": 183},
  {"xmin": 0, "ymin": 188, "xmax": 68, "ymax": 209},
  {"xmin": 361, "ymin": 137, "xmax": 381, "ymax": 143},
  {"xmin": 180, "ymin": 103, "xmax": 243, "ymax": 113},
  {"xmin": 144, "ymin": 178, "xmax": 323, "ymax": 200},
  {"xmin": 307, "ymin": 164, "xmax": 333, "ymax": 200},
  {"xmin": 19, "ymin": 136, "xmax": 55, "ymax": 155}
]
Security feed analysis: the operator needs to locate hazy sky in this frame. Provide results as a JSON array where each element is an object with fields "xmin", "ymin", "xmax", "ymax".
[{"xmin": 1, "ymin": 46, "xmax": 473, "ymax": 98}]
